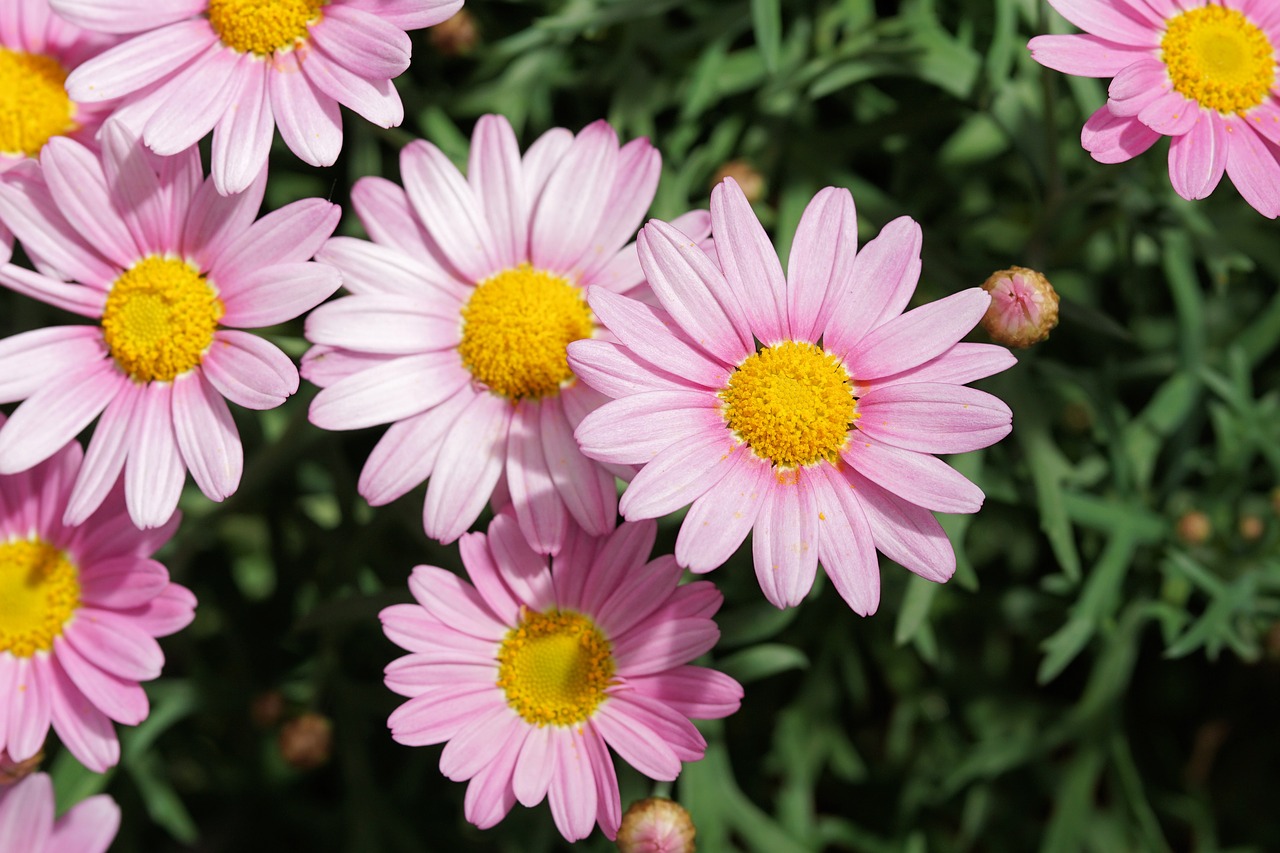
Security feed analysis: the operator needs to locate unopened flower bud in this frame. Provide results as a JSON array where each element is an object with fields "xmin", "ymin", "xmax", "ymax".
[
  {"xmin": 278, "ymin": 713, "xmax": 332, "ymax": 771},
  {"xmin": 980, "ymin": 266, "xmax": 1059, "ymax": 348},
  {"xmin": 1238, "ymin": 514, "xmax": 1265, "ymax": 542},
  {"xmin": 616, "ymin": 797, "xmax": 696, "ymax": 853},
  {"xmin": 0, "ymin": 750, "xmax": 43, "ymax": 786},
  {"xmin": 1176, "ymin": 510, "xmax": 1212, "ymax": 546},
  {"xmin": 430, "ymin": 9, "xmax": 479, "ymax": 57},
  {"xmin": 711, "ymin": 160, "xmax": 765, "ymax": 204}
]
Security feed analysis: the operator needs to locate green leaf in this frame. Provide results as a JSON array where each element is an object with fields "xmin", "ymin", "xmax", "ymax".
[
  {"xmin": 718, "ymin": 643, "xmax": 809, "ymax": 684},
  {"xmin": 751, "ymin": 0, "xmax": 782, "ymax": 74}
]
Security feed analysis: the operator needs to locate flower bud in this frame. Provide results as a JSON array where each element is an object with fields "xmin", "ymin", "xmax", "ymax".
[
  {"xmin": 1175, "ymin": 510, "xmax": 1212, "ymax": 546},
  {"xmin": 980, "ymin": 266, "xmax": 1059, "ymax": 348},
  {"xmin": 711, "ymin": 160, "xmax": 765, "ymax": 204},
  {"xmin": 1238, "ymin": 513, "xmax": 1265, "ymax": 542},
  {"xmin": 278, "ymin": 712, "xmax": 333, "ymax": 771},
  {"xmin": 0, "ymin": 750, "xmax": 43, "ymax": 786},
  {"xmin": 616, "ymin": 797, "xmax": 696, "ymax": 853},
  {"xmin": 430, "ymin": 9, "xmax": 479, "ymax": 57}
]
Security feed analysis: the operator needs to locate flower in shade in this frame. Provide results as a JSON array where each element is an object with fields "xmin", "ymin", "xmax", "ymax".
[
  {"xmin": 0, "ymin": 421, "xmax": 196, "ymax": 773},
  {"xmin": 569, "ymin": 179, "xmax": 1016, "ymax": 614},
  {"xmin": 0, "ymin": 0, "xmax": 122, "ymax": 260},
  {"xmin": 1029, "ymin": 0, "xmax": 1280, "ymax": 217},
  {"xmin": 0, "ymin": 122, "xmax": 341, "ymax": 529},
  {"xmin": 304, "ymin": 114, "xmax": 711, "ymax": 555},
  {"xmin": 51, "ymin": 0, "xmax": 463, "ymax": 195},
  {"xmin": 0, "ymin": 773, "xmax": 119, "ymax": 853},
  {"xmin": 380, "ymin": 511, "xmax": 742, "ymax": 842}
]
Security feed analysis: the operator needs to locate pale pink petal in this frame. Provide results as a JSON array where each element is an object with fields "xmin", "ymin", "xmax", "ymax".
[
  {"xmin": 638, "ymin": 220, "xmax": 753, "ymax": 363},
  {"xmin": 540, "ymin": 396, "xmax": 616, "ymax": 537},
  {"xmin": 842, "ymin": 435, "xmax": 984, "ymax": 514},
  {"xmin": 142, "ymin": 44, "xmax": 242, "ymax": 156},
  {"xmin": 0, "ymin": 769, "xmax": 53, "ymax": 851},
  {"xmin": 5, "ymin": 657, "xmax": 50, "ymax": 760},
  {"xmin": 344, "ymin": 0, "xmax": 463, "ymax": 29},
  {"xmin": 486, "ymin": 509, "xmax": 557, "ymax": 610},
  {"xmin": 117, "ymin": 583, "xmax": 196, "ymax": 637},
  {"xmin": 1046, "ymin": 0, "xmax": 1161, "ymax": 45},
  {"xmin": 587, "ymin": 289, "xmax": 730, "ymax": 389},
  {"xmin": 594, "ymin": 554, "xmax": 683, "ymax": 638},
  {"xmin": 40, "ymin": 137, "xmax": 140, "ymax": 268},
  {"xmin": 219, "ymin": 262, "xmax": 342, "ymax": 328},
  {"xmin": 710, "ymin": 177, "xmax": 788, "ymax": 343},
  {"xmin": 511, "ymin": 724, "xmax": 555, "ymax": 807},
  {"xmin": 456, "ymin": 531, "xmax": 521, "ymax": 625},
  {"xmin": 850, "ymin": 471, "xmax": 955, "ymax": 582},
  {"xmin": 461, "ymin": 721, "xmax": 520, "ymax": 829},
  {"xmin": 530, "ymin": 120, "xmax": 619, "ymax": 273},
  {"xmin": 0, "ymin": 326, "xmax": 106, "ymax": 404},
  {"xmin": 269, "ymin": 51, "xmax": 343, "ymax": 167},
  {"xmin": 51, "ymin": 637, "xmax": 149, "ymax": 725},
  {"xmin": 604, "ymin": 691, "xmax": 707, "ymax": 761},
  {"xmin": 358, "ymin": 386, "xmax": 475, "ymax": 505},
  {"xmin": 572, "ymin": 518, "xmax": 657, "ymax": 615},
  {"xmin": 584, "ymin": 725, "xmax": 622, "ymax": 839},
  {"xmin": 522, "ymin": 127, "xmax": 573, "ymax": 198},
  {"xmin": 612, "ymin": 617, "xmax": 719, "ymax": 676},
  {"xmin": 48, "ymin": 794, "xmax": 120, "ymax": 853},
  {"xmin": 0, "ymin": 265, "xmax": 106, "ymax": 318},
  {"xmin": 507, "ymin": 400, "xmax": 569, "ymax": 555},
  {"xmin": 124, "ymin": 383, "xmax": 183, "ymax": 528},
  {"xmin": 1081, "ymin": 105, "xmax": 1162, "ymax": 164},
  {"xmin": 305, "ymin": 293, "xmax": 459, "ymax": 354},
  {"xmin": 388, "ymin": 684, "xmax": 504, "ymax": 746},
  {"xmin": 308, "ymin": 6, "xmax": 411, "ymax": 80},
  {"xmin": 407, "ymin": 565, "xmax": 507, "ymax": 640},
  {"xmin": 315, "ymin": 236, "xmax": 458, "ymax": 298},
  {"xmin": 547, "ymin": 727, "xmax": 598, "ymax": 842},
  {"xmin": 1106, "ymin": 58, "xmax": 1168, "ymax": 117},
  {"xmin": 44, "ymin": 660, "xmax": 118, "ymax": 772},
  {"xmin": 180, "ymin": 165, "xmax": 268, "ymax": 270},
  {"xmin": 172, "ymin": 372, "xmax": 242, "ymax": 501},
  {"xmin": 400, "ymin": 139, "xmax": 500, "ymax": 281},
  {"xmin": 813, "ymin": 464, "xmax": 881, "ymax": 615},
  {"xmin": 62, "ymin": 19, "xmax": 213, "ymax": 101},
  {"xmin": 212, "ymin": 198, "xmax": 340, "ymax": 285},
  {"xmin": 1168, "ymin": 112, "xmax": 1229, "ymax": 200},
  {"xmin": 822, "ymin": 216, "xmax": 921, "ymax": 354},
  {"xmin": 854, "ymin": 383, "xmax": 1013, "ymax": 454},
  {"xmin": 300, "ymin": 45, "xmax": 403, "ymax": 127},
  {"xmin": 675, "ymin": 448, "xmax": 772, "ymax": 572},
  {"xmin": 79, "ymin": 557, "xmax": 169, "ymax": 609},
  {"xmin": 575, "ymin": 389, "xmax": 723, "ymax": 466},
  {"xmin": 1244, "ymin": 101, "xmax": 1280, "ymax": 146},
  {"xmin": 300, "ymin": 345, "xmax": 393, "ymax": 388},
  {"xmin": 592, "ymin": 699, "xmax": 682, "ymax": 781},
  {"xmin": 49, "ymin": 0, "xmax": 204, "ymax": 33},
  {"xmin": 468, "ymin": 114, "xmax": 528, "ymax": 267},
  {"xmin": 858, "ymin": 342, "xmax": 1016, "ymax": 394},
  {"xmin": 751, "ymin": 474, "xmax": 820, "ymax": 608},
  {"xmin": 348, "ymin": 177, "xmax": 450, "ymax": 276},
  {"xmin": 786, "ymin": 186, "xmax": 857, "ymax": 343},
  {"xmin": 0, "ymin": 360, "xmax": 123, "ymax": 475},
  {"xmin": 211, "ymin": 58, "xmax": 274, "ymax": 196},
  {"xmin": 1225, "ymin": 123, "xmax": 1280, "ymax": 218},
  {"xmin": 201, "ymin": 330, "xmax": 299, "ymax": 410},
  {"xmin": 618, "ymin": 431, "xmax": 738, "ymax": 520},
  {"xmin": 567, "ymin": 338, "xmax": 699, "ymax": 398},
  {"xmin": 439, "ymin": 706, "xmax": 525, "ymax": 782},
  {"xmin": 1028, "ymin": 33, "xmax": 1150, "ymax": 76},
  {"xmin": 579, "ymin": 137, "xmax": 662, "ymax": 279},
  {"xmin": 842, "ymin": 288, "xmax": 990, "ymax": 379},
  {"xmin": 624, "ymin": 665, "xmax": 743, "ymax": 719},
  {"xmin": 0, "ymin": 167, "xmax": 117, "ymax": 287},
  {"xmin": 1137, "ymin": 89, "xmax": 1201, "ymax": 137},
  {"xmin": 98, "ymin": 122, "xmax": 169, "ymax": 255},
  {"xmin": 379, "ymin": 603, "xmax": 452, "ymax": 653},
  {"xmin": 423, "ymin": 391, "xmax": 512, "ymax": 543},
  {"xmin": 308, "ymin": 351, "xmax": 470, "ymax": 430}
]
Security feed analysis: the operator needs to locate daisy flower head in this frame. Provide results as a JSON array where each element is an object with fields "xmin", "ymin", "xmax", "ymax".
[
  {"xmin": 51, "ymin": 0, "xmax": 464, "ymax": 195},
  {"xmin": 0, "ymin": 121, "xmax": 342, "ymax": 529},
  {"xmin": 0, "ymin": 421, "xmax": 196, "ymax": 773},
  {"xmin": 1029, "ymin": 0, "xmax": 1280, "ymax": 217},
  {"xmin": 0, "ymin": 773, "xmax": 119, "ymax": 853},
  {"xmin": 569, "ymin": 179, "xmax": 1016, "ymax": 614},
  {"xmin": 380, "ymin": 511, "xmax": 742, "ymax": 842},
  {"xmin": 304, "ymin": 114, "xmax": 712, "ymax": 555}
]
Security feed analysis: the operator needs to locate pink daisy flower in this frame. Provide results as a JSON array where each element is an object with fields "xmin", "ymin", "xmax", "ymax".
[
  {"xmin": 304, "ymin": 114, "xmax": 712, "ymax": 555},
  {"xmin": 50, "ymin": 0, "xmax": 463, "ymax": 195},
  {"xmin": 380, "ymin": 511, "xmax": 742, "ymax": 842},
  {"xmin": 0, "ymin": 420, "xmax": 196, "ymax": 773},
  {"xmin": 0, "ymin": 773, "xmax": 119, "ymax": 853},
  {"xmin": 568, "ymin": 179, "xmax": 1016, "ymax": 614},
  {"xmin": 0, "ymin": 122, "xmax": 341, "ymax": 529},
  {"xmin": 1029, "ymin": 0, "xmax": 1280, "ymax": 217},
  {"xmin": 0, "ymin": 0, "xmax": 121, "ymax": 260}
]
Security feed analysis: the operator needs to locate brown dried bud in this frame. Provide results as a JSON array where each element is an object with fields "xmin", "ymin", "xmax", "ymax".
[
  {"xmin": 980, "ymin": 266, "xmax": 1059, "ymax": 348},
  {"xmin": 616, "ymin": 797, "xmax": 696, "ymax": 853},
  {"xmin": 1175, "ymin": 510, "xmax": 1212, "ymax": 546},
  {"xmin": 0, "ymin": 750, "xmax": 43, "ymax": 786},
  {"xmin": 711, "ymin": 160, "xmax": 765, "ymax": 204},
  {"xmin": 1238, "ymin": 513, "xmax": 1265, "ymax": 542},
  {"xmin": 429, "ymin": 9, "xmax": 479, "ymax": 57},
  {"xmin": 278, "ymin": 713, "xmax": 333, "ymax": 771}
]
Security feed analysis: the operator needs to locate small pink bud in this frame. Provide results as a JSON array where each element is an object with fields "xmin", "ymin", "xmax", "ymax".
[
  {"xmin": 616, "ymin": 797, "xmax": 697, "ymax": 853},
  {"xmin": 980, "ymin": 266, "xmax": 1059, "ymax": 348}
]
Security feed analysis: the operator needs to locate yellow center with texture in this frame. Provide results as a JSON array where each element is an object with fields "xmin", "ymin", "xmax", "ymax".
[
  {"xmin": 0, "ymin": 48, "xmax": 77, "ymax": 157},
  {"xmin": 101, "ymin": 257, "xmax": 224, "ymax": 383},
  {"xmin": 496, "ymin": 610, "xmax": 615, "ymax": 727},
  {"xmin": 721, "ymin": 341, "xmax": 857, "ymax": 469},
  {"xmin": 0, "ymin": 540, "xmax": 80, "ymax": 658},
  {"xmin": 458, "ymin": 265, "xmax": 594, "ymax": 400},
  {"xmin": 1162, "ymin": 6, "xmax": 1276, "ymax": 114},
  {"xmin": 208, "ymin": 0, "xmax": 326, "ymax": 55}
]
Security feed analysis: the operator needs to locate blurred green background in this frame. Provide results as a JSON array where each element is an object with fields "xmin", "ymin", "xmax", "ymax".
[{"xmin": 5, "ymin": 0, "xmax": 1280, "ymax": 850}]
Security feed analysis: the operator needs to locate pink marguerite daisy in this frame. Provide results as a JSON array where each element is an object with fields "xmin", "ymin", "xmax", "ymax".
[
  {"xmin": 0, "ymin": 121, "xmax": 341, "ymax": 529},
  {"xmin": 569, "ymin": 179, "xmax": 1016, "ymax": 614},
  {"xmin": 1029, "ymin": 0, "xmax": 1280, "ymax": 216},
  {"xmin": 0, "ymin": 773, "xmax": 119, "ymax": 853},
  {"xmin": 51, "ymin": 0, "xmax": 462, "ymax": 195},
  {"xmin": 304, "ymin": 114, "xmax": 712, "ymax": 555},
  {"xmin": 380, "ymin": 511, "xmax": 742, "ymax": 842},
  {"xmin": 0, "ymin": 421, "xmax": 196, "ymax": 774}
]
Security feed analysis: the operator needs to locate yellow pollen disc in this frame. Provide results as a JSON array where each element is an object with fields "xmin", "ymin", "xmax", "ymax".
[
  {"xmin": 101, "ymin": 256, "xmax": 224, "ymax": 383},
  {"xmin": 457, "ymin": 264, "xmax": 594, "ymax": 400},
  {"xmin": 0, "ymin": 48, "xmax": 77, "ymax": 158},
  {"xmin": 0, "ymin": 539, "xmax": 81, "ymax": 658},
  {"xmin": 1162, "ymin": 6, "xmax": 1276, "ymax": 115},
  {"xmin": 207, "ymin": 0, "xmax": 326, "ymax": 56},
  {"xmin": 721, "ymin": 340, "xmax": 857, "ymax": 470},
  {"xmin": 496, "ymin": 609, "xmax": 615, "ymax": 727}
]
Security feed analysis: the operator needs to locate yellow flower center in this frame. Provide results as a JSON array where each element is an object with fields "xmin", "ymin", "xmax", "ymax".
[
  {"xmin": 496, "ymin": 609, "xmax": 615, "ymax": 727},
  {"xmin": 0, "ymin": 48, "xmax": 77, "ymax": 158},
  {"xmin": 1161, "ymin": 5, "xmax": 1276, "ymax": 114},
  {"xmin": 0, "ymin": 539, "xmax": 80, "ymax": 658},
  {"xmin": 457, "ymin": 265, "xmax": 594, "ymax": 400},
  {"xmin": 720, "ymin": 341, "xmax": 857, "ymax": 470},
  {"xmin": 101, "ymin": 256, "xmax": 224, "ymax": 383},
  {"xmin": 207, "ymin": 0, "xmax": 326, "ymax": 56}
]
